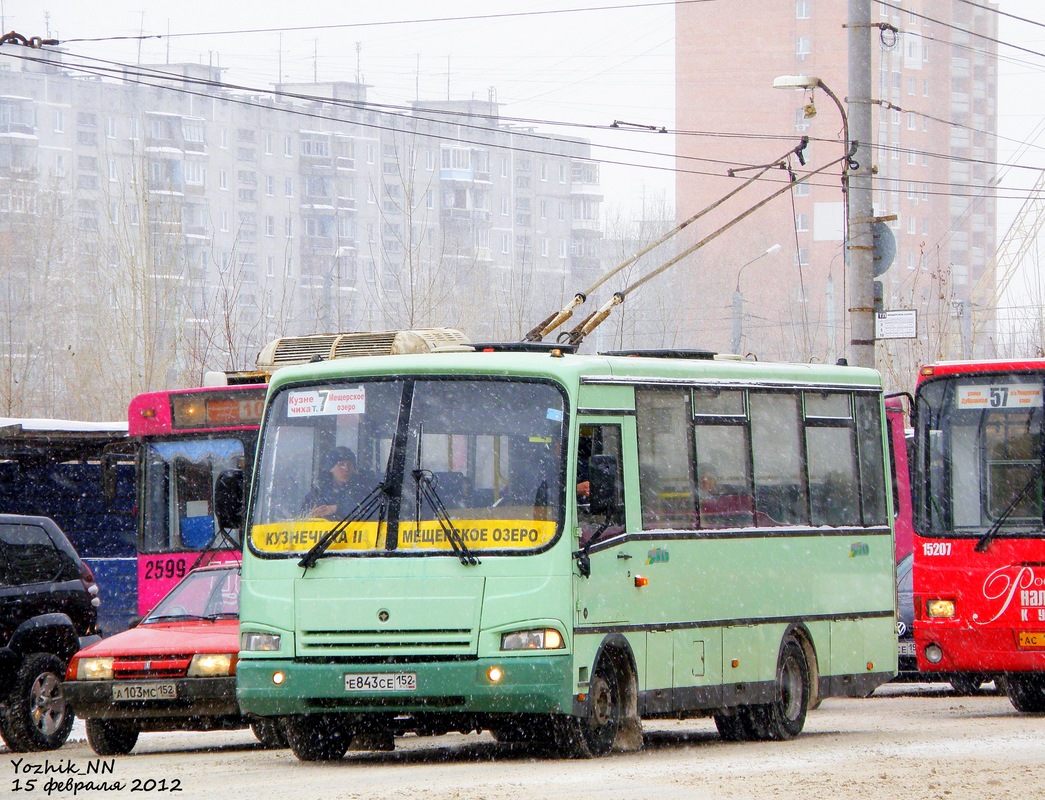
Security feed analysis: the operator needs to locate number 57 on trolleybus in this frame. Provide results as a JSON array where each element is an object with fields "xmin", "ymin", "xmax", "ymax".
[
  {"xmin": 911, "ymin": 358, "xmax": 1045, "ymax": 709},
  {"xmin": 227, "ymin": 344, "xmax": 897, "ymax": 761}
]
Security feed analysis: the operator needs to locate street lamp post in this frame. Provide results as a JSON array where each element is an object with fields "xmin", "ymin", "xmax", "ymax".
[
  {"xmin": 730, "ymin": 243, "xmax": 782, "ymax": 354},
  {"xmin": 774, "ymin": 31, "xmax": 875, "ymax": 369}
]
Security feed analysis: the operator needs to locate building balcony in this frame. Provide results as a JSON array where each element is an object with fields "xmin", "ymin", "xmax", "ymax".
[
  {"xmin": 440, "ymin": 168, "xmax": 474, "ymax": 183},
  {"xmin": 571, "ymin": 218, "xmax": 601, "ymax": 234}
]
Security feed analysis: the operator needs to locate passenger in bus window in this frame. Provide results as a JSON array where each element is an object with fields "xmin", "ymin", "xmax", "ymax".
[{"xmin": 303, "ymin": 447, "xmax": 368, "ymax": 519}]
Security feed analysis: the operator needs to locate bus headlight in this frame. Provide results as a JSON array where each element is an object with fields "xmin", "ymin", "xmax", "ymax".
[
  {"xmin": 501, "ymin": 629, "xmax": 565, "ymax": 651},
  {"xmin": 76, "ymin": 657, "xmax": 114, "ymax": 681},
  {"xmin": 926, "ymin": 599, "xmax": 956, "ymax": 618},
  {"xmin": 241, "ymin": 632, "xmax": 282, "ymax": 652},
  {"xmin": 187, "ymin": 653, "xmax": 235, "ymax": 677}
]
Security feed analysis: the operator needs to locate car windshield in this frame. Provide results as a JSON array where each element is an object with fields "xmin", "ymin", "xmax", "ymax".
[
  {"xmin": 142, "ymin": 567, "xmax": 240, "ymax": 622},
  {"xmin": 248, "ymin": 377, "xmax": 567, "ymax": 559},
  {"xmin": 915, "ymin": 374, "xmax": 1044, "ymax": 537}
]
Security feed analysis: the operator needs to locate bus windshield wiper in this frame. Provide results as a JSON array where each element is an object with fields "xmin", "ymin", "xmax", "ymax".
[
  {"xmin": 412, "ymin": 469, "xmax": 480, "ymax": 566},
  {"xmin": 975, "ymin": 469, "xmax": 1043, "ymax": 553},
  {"xmin": 410, "ymin": 427, "xmax": 479, "ymax": 566},
  {"xmin": 298, "ymin": 481, "xmax": 387, "ymax": 569}
]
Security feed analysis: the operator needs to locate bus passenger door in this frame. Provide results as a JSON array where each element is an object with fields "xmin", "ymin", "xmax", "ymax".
[{"xmin": 574, "ymin": 419, "xmax": 636, "ymax": 626}]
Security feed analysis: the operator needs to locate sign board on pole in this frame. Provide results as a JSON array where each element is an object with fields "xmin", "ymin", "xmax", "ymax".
[{"xmin": 875, "ymin": 309, "xmax": 917, "ymax": 339}]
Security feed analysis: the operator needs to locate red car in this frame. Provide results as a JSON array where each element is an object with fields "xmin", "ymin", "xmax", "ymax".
[{"xmin": 64, "ymin": 562, "xmax": 285, "ymax": 755}]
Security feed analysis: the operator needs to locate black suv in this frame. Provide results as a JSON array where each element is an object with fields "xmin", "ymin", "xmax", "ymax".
[{"xmin": 0, "ymin": 514, "xmax": 101, "ymax": 751}]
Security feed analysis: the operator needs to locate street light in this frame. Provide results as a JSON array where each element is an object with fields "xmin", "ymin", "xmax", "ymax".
[
  {"xmin": 730, "ymin": 244, "xmax": 782, "ymax": 354},
  {"xmin": 774, "ymin": 68, "xmax": 875, "ymax": 368},
  {"xmin": 772, "ymin": 75, "xmax": 849, "ymax": 162}
]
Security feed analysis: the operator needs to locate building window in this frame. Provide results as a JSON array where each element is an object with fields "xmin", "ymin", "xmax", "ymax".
[
  {"xmin": 284, "ymin": 217, "xmax": 292, "ymax": 238},
  {"xmin": 184, "ymin": 161, "xmax": 205, "ymax": 186},
  {"xmin": 795, "ymin": 213, "xmax": 809, "ymax": 232},
  {"xmin": 220, "ymin": 211, "xmax": 229, "ymax": 232},
  {"xmin": 796, "ymin": 0, "xmax": 810, "ymax": 19},
  {"xmin": 54, "ymin": 110, "xmax": 64, "ymax": 133},
  {"xmin": 795, "ymin": 36, "xmax": 811, "ymax": 61},
  {"xmin": 285, "ymin": 177, "xmax": 293, "ymax": 198},
  {"xmin": 266, "ymin": 215, "xmax": 275, "ymax": 237},
  {"xmin": 219, "ymin": 169, "xmax": 228, "ymax": 190}
]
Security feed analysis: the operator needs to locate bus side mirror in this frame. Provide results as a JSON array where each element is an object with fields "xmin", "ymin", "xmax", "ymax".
[
  {"xmin": 587, "ymin": 454, "xmax": 618, "ymax": 516},
  {"xmin": 214, "ymin": 469, "xmax": 245, "ymax": 531}
]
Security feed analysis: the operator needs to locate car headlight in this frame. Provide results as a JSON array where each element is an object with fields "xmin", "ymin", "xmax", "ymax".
[
  {"xmin": 241, "ymin": 632, "xmax": 282, "ymax": 652},
  {"xmin": 501, "ymin": 628, "xmax": 565, "ymax": 651},
  {"xmin": 926, "ymin": 599, "xmax": 956, "ymax": 618},
  {"xmin": 76, "ymin": 657, "xmax": 114, "ymax": 681},
  {"xmin": 187, "ymin": 653, "xmax": 235, "ymax": 677}
]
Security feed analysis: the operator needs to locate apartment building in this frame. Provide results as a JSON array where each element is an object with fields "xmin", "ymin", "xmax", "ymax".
[
  {"xmin": 675, "ymin": 0, "xmax": 997, "ymax": 364},
  {"xmin": 0, "ymin": 48, "xmax": 601, "ymax": 411}
]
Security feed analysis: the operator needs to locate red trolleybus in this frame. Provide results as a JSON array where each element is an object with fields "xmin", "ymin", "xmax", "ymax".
[
  {"xmin": 912, "ymin": 358, "xmax": 1045, "ymax": 709},
  {"xmin": 129, "ymin": 384, "xmax": 265, "ymax": 614}
]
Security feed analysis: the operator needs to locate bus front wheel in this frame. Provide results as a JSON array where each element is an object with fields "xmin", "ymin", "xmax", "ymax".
[
  {"xmin": 558, "ymin": 657, "xmax": 626, "ymax": 758},
  {"xmin": 1005, "ymin": 674, "xmax": 1045, "ymax": 713},
  {"xmin": 284, "ymin": 714, "xmax": 352, "ymax": 761}
]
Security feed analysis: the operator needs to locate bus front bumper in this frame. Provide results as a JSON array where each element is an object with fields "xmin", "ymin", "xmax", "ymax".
[{"xmin": 236, "ymin": 655, "xmax": 574, "ymax": 718}]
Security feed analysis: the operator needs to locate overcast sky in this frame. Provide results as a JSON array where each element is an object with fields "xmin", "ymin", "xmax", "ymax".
[{"xmin": 4, "ymin": 1, "xmax": 1044, "ymax": 294}]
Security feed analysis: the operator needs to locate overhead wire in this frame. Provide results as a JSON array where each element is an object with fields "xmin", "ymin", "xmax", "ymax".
[{"xmin": 54, "ymin": 1, "xmax": 712, "ymax": 44}]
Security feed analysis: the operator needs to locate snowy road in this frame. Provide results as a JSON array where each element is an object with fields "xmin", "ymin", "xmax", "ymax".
[{"xmin": 5, "ymin": 682, "xmax": 1043, "ymax": 800}]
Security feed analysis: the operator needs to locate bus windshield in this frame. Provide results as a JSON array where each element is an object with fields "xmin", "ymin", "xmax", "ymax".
[
  {"xmin": 140, "ymin": 438, "xmax": 247, "ymax": 553},
  {"xmin": 249, "ymin": 377, "xmax": 567, "ymax": 558},
  {"xmin": 915, "ymin": 374, "xmax": 1044, "ymax": 537}
]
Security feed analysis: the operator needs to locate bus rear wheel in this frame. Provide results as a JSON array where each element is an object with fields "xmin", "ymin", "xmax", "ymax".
[
  {"xmin": 284, "ymin": 714, "xmax": 352, "ymax": 761},
  {"xmin": 749, "ymin": 638, "xmax": 810, "ymax": 741},
  {"xmin": 1005, "ymin": 674, "xmax": 1045, "ymax": 713}
]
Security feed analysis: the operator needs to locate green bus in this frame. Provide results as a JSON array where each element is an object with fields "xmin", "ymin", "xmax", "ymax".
[{"xmin": 231, "ymin": 345, "xmax": 897, "ymax": 760}]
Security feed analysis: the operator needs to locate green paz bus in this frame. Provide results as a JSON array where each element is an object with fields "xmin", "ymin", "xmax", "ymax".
[{"xmin": 231, "ymin": 345, "xmax": 897, "ymax": 760}]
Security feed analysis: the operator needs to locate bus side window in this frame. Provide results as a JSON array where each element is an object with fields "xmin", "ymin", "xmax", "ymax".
[
  {"xmin": 577, "ymin": 424, "xmax": 625, "ymax": 541},
  {"xmin": 636, "ymin": 390, "xmax": 695, "ymax": 530}
]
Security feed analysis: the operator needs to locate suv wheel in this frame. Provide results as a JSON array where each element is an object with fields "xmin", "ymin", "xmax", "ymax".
[{"xmin": 0, "ymin": 653, "xmax": 75, "ymax": 752}]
